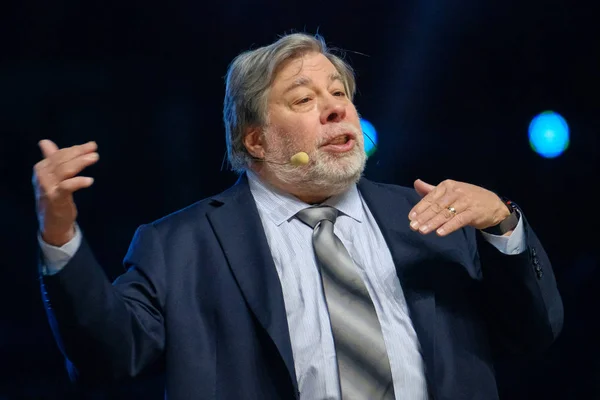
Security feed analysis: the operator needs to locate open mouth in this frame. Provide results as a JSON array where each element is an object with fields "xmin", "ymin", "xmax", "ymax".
[
  {"xmin": 322, "ymin": 134, "xmax": 355, "ymax": 152},
  {"xmin": 326, "ymin": 135, "xmax": 351, "ymax": 145}
]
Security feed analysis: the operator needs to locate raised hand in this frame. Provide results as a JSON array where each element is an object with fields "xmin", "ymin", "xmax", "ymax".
[
  {"xmin": 408, "ymin": 179, "xmax": 511, "ymax": 237},
  {"xmin": 32, "ymin": 140, "xmax": 99, "ymax": 246}
]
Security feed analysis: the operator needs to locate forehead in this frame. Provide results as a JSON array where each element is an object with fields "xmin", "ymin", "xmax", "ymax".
[{"xmin": 272, "ymin": 52, "xmax": 340, "ymax": 88}]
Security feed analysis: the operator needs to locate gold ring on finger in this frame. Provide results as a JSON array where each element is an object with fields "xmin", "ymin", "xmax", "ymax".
[{"xmin": 447, "ymin": 206, "xmax": 457, "ymax": 217}]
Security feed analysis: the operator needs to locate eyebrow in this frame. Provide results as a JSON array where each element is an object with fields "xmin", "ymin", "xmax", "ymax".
[{"xmin": 282, "ymin": 72, "xmax": 345, "ymax": 95}]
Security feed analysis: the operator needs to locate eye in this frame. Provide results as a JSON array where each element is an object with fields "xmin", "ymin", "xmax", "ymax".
[
  {"xmin": 333, "ymin": 91, "xmax": 346, "ymax": 97},
  {"xmin": 296, "ymin": 97, "xmax": 312, "ymax": 104}
]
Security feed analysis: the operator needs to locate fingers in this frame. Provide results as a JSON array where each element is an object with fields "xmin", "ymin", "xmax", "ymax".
[
  {"xmin": 33, "ymin": 140, "xmax": 99, "ymax": 201},
  {"xmin": 436, "ymin": 209, "xmax": 476, "ymax": 236},
  {"xmin": 409, "ymin": 184, "xmax": 444, "ymax": 220},
  {"xmin": 39, "ymin": 139, "xmax": 59, "ymax": 158},
  {"xmin": 413, "ymin": 199, "xmax": 469, "ymax": 234},
  {"xmin": 408, "ymin": 178, "xmax": 496, "ymax": 236},
  {"xmin": 414, "ymin": 179, "xmax": 435, "ymax": 197},
  {"xmin": 410, "ymin": 194, "xmax": 460, "ymax": 233},
  {"xmin": 409, "ymin": 179, "xmax": 459, "ymax": 224},
  {"xmin": 35, "ymin": 141, "xmax": 99, "ymax": 182},
  {"xmin": 408, "ymin": 179, "xmax": 476, "ymax": 236},
  {"xmin": 38, "ymin": 140, "xmax": 98, "ymax": 169},
  {"xmin": 56, "ymin": 176, "xmax": 95, "ymax": 195},
  {"xmin": 39, "ymin": 176, "xmax": 95, "ymax": 202},
  {"xmin": 53, "ymin": 152, "xmax": 99, "ymax": 181},
  {"xmin": 34, "ymin": 152, "xmax": 99, "ymax": 192}
]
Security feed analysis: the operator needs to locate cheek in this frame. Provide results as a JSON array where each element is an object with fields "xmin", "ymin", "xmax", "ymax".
[
  {"xmin": 276, "ymin": 127, "xmax": 314, "ymax": 150},
  {"xmin": 270, "ymin": 109, "xmax": 322, "ymax": 148},
  {"xmin": 347, "ymin": 107, "xmax": 361, "ymax": 124},
  {"xmin": 291, "ymin": 121, "xmax": 321, "ymax": 145}
]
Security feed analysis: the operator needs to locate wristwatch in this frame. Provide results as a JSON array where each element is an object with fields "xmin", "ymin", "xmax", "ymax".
[{"xmin": 482, "ymin": 197, "xmax": 520, "ymax": 235}]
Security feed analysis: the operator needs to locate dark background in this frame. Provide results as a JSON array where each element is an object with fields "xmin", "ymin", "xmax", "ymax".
[{"xmin": 1, "ymin": 0, "xmax": 598, "ymax": 398}]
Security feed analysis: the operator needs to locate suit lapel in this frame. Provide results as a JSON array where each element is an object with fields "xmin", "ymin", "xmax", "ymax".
[
  {"xmin": 206, "ymin": 175, "xmax": 298, "ymax": 395},
  {"xmin": 358, "ymin": 178, "xmax": 437, "ymax": 390}
]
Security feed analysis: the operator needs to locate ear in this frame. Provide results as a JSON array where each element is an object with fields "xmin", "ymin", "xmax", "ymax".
[{"xmin": 243, "ymin": 127, "xmax": 265, "ymax": 159}]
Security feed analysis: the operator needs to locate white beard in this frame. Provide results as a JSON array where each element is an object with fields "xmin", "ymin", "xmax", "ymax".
[{"xmin": 262, "ymin": 123, "xmax": 367, "ymax": 200}]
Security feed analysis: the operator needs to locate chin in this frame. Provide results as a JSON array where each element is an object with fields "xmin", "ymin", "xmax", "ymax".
[
  {"xmin": 266, "ymin": 147, "xmax": 366, "ymax": 198},
  {"xmin": 307, "ymin": 149, "xmax": 366, "ymax": 193}
]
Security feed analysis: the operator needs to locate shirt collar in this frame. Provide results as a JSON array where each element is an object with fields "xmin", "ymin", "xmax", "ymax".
[{"xmin": 247, "ymin": 170, "xmax": 363, "ymax": 226}]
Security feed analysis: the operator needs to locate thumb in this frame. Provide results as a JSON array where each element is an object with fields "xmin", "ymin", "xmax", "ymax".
[
  {"xmin": 39, "ymin": 139, "xmax": 59, "ymax": 159},
  {"xmin": 414, "ymin": 178, "xmax": 436, "ymax": 197}
]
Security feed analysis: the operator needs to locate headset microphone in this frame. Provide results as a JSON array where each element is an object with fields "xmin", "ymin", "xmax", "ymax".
[
  {"xmin": 254, "ymin": 151, "xmax": 310, "ymax": 166},
  {"xmin": 289, "ymin": 152, "xmax": 310, "ymax": 166}
]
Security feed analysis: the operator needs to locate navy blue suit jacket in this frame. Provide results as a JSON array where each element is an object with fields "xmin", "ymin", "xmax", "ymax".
[{"xmin": 41, "ymin": 175, "xmax": 563, "ymax": 399}]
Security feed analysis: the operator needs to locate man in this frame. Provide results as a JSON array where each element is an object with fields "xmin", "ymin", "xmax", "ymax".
[{"xmin": 33, "ymin": 33, "xmax": 563, "ymax": 399}]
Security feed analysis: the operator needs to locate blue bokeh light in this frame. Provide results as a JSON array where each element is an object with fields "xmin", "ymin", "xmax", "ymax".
[
  {"xmin": 360, "ymin": 118, "xmax": 378, "ymax": 157},
  {"xmin": 528, "ymin": 111, "xmax": 570, "ymax": 158}
]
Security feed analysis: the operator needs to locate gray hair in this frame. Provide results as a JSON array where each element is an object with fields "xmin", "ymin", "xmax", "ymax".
[{"xmin": 223, "ymin": 33, "xmax": 357, "ymax": 173}]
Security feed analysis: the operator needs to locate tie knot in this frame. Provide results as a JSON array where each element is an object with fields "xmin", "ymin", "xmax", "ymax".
[{"xmin": 296, "ymin": 205, "xmax": 338, "ymax": 229}]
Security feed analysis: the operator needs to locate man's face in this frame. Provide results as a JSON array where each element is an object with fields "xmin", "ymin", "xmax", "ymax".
[{"xmin": 258, "ymin": 51, "xmax": 366, "ymax": 198}]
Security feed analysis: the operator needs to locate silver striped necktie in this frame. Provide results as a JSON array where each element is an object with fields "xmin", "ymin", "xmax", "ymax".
[{"xmin": 296, "ymin": 205, "xmax": 396, "ymax": 400}]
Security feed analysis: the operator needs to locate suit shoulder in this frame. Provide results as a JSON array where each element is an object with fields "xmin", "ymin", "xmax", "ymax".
[
  {"xmin": 142, "ymin": 196, "xmax": 219, "ymax": 235},
  {"xmin": 135, "ymin": 177, "xmax": 247, "ymax": 237}
]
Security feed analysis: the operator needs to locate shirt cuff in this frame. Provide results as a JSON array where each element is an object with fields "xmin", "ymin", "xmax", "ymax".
[
  {"xmin": 479, "ymin": 211, "xmax": 526, "ymax": 255},
  {"xmin": 38, "ymin": 224, "xmax": 82, "ymax": 275}
]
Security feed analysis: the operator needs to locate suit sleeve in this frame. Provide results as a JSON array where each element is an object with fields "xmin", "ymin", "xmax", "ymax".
[
  {"xmin": 40, "ymin": 223, "xmax": 167, "ymax": 384},
  {"xmin": 466, "ymin": 215, "xmax": 564, "ymax": 354}
]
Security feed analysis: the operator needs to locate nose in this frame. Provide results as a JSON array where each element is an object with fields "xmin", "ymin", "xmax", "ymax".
[{"xmin": 320, "ymin": 95, "xmax": 347, "ymax": 124}]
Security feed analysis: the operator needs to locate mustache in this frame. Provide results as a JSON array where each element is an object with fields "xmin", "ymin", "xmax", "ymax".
[{"xmin": 316, "ymin": 123, "xmax": 362, "ymax": 147}]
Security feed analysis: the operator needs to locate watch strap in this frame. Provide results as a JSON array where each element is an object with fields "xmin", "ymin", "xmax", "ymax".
[{"xmin": 482, "ymin": 197, "xmax": 520, "ymax": 235}]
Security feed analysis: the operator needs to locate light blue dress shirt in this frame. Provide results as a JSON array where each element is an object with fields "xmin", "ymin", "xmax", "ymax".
[{"xmin": 39, "ymin": 173, "xmax": 526, "ymax": 399}]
